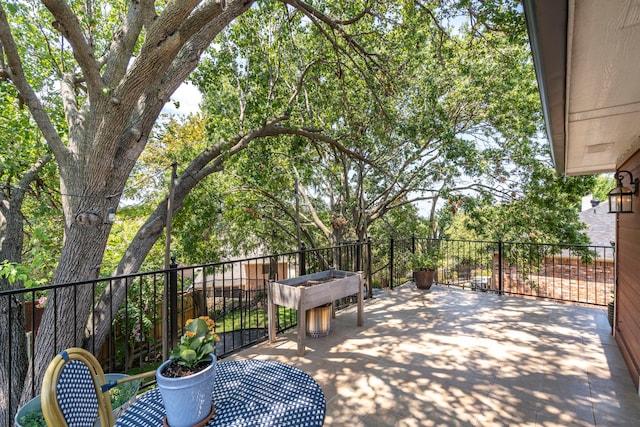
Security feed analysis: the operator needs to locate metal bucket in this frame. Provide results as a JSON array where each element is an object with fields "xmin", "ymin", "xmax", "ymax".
[{"xmin": 306, "ymin": 303, "xmax": 331, "ymax": 337}]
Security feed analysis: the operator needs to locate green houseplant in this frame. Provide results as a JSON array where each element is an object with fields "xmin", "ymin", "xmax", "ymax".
[
  {"xmin": 409, "ymin": 247, "xmax": 442, "ymax": 290},
  {"xmin": 156, "ymin": 316, "xmax": 220, "ymax": 427}
]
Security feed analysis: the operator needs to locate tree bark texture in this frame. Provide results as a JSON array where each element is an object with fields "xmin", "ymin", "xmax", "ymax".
[
  {"xmin": 0, "ymin": 154, "xmax": 50, "ymax": 425},
  {"xmin": 9, "ymin": 0, "xmax": 256, "ymax": 408}
]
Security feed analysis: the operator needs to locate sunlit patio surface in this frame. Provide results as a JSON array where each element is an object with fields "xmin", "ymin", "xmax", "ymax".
[{"xmin": 228, "ymin": 284, "xmax": 640, "ymax": 426}]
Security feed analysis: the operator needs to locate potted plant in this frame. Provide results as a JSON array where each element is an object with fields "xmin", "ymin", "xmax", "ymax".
[
  {"xmin": 409, "ymin": 247, "xmax": 442, "ymax": 290},
  {"xmin": 156, "ymin": 316, "xmax": 220, "ymax": 427}
]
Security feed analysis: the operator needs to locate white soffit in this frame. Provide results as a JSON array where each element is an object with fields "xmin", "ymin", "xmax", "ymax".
[{"xmin": 564, "ymin": 0, "xmax": 640, "ymax": 175}]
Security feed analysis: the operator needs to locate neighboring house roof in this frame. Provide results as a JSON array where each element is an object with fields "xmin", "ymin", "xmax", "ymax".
[{"xmin": 579, "ymin": 202, "xmax": 615, "ymax": 247}]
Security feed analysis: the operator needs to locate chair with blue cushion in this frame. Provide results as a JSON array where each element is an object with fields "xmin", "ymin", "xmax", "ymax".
[{"xmin": 41, "ymin": 347, "xmax": 153, "ymax": 427}]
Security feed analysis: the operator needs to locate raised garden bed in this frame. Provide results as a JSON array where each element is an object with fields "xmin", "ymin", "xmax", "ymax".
[{"xmin": 267, "ymin": 269, "xmax": 363, "ymax": 356}]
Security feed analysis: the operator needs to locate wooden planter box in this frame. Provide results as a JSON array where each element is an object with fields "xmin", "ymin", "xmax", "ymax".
[{"xmin": 267, "ymin": 269, "xmax": 363, "ymax": 356}]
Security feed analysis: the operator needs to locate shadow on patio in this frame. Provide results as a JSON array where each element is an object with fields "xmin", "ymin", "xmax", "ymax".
[{"xmin": 229, "ymin": 285, "xmax": 640, "ymax": 426}]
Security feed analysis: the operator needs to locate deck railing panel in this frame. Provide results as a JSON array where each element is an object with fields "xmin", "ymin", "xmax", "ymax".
[
  {"xmin": 2, "ymin": 238, "xmax": 615, "ymax": 423},
  {"xmin": 1, "ymin": 241, "xmax": 370, "ymax": 423},
  {"xmin": 391, "ymin": 237, "xmax": 615, "ymax": 306}
]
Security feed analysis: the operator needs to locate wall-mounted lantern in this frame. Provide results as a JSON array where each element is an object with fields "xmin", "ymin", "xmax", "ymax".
[{"xmin": 608, "ymin": 170, "xmax": 639, "ymax": 213}]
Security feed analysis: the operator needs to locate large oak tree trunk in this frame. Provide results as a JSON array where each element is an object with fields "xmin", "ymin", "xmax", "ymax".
[
  {"xmin": 0, "ymin": 267, "xmax": 27, "ymax": 427},
  {"xmin": 27, "ymin": 218, "xmax": 113, "ymax": 372},
  {"xmin": 15, "ymin": 0, "xmax": 257, "ymax": 407},
  {"xmin": 0, "ymin": 155, "xmax": 50, "ymax": 425}
]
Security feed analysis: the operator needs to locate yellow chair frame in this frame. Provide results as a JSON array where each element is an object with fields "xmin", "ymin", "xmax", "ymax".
[{"xmin": 41, "ymin": 347, "xmax": 154, "ymax": 427}]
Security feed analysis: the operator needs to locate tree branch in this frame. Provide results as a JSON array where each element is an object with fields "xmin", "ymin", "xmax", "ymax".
[
  {"xmin": 282, "ymin": 0, "xmax": 390, "ymax": 119},
  {"xmin": 101, "ymin": 1, "xmax": 145, "ymax": 87},
  {"xmin": 42, "ymin": 0, "xmax": 104, "ymax": 99},
  {"xmin": 296, "ymin": 170, "xmax": 333, "ymax": 238}
]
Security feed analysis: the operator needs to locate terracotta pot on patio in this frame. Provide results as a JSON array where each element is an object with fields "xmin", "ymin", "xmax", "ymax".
[{"xmin": 414, "ymin": 270, "xmax": 436, "ymax": 290}]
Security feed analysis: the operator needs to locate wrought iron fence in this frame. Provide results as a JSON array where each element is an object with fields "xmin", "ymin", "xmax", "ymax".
[
  {"xmin": 1, "ymin": 241, "xmax": 369, "ymax": 425},
  {"xmin": 2, "ymin": 237, "xmax": 616, "ymax": 423},
  {"xmin": 391, "ymin": 237, "xmax": 615, "ymax": 306}
]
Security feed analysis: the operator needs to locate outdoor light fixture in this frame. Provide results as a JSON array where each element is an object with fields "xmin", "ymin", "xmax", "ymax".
[
  {"xmin": 107, "ymin": 207, "xmax": 116, "ymax": 223},
  {"xmin": 608, "ymin": 170, "xmax": 639, "ymax": 213}
]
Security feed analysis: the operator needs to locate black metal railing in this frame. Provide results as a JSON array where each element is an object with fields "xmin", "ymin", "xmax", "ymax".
[
  {"xmin": 390, "ymin": 237, "xmax": 615, "ymax": 306},
  {"xmin": 2, "ymin": 237, "xmax": 616, "ymax": 423},
  {"xmin": 1, "ymin": 241, "xmax": 369, "ymax": 424}
]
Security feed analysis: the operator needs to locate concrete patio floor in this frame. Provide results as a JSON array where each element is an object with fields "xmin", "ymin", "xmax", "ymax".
[{"xmin": 227, "ymin": 284, "xmax": 640, "ymax": 426}]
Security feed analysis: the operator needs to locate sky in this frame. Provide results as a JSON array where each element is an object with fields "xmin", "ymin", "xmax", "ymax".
[{"xmin": 162, "ymin": 82, "xmax": 203, "ymax": 116}]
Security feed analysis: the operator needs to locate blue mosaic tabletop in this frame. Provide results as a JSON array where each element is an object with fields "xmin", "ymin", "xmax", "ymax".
[{"xmin": 114, "ymin": 359, "xmax": 326, "ymax": 426}]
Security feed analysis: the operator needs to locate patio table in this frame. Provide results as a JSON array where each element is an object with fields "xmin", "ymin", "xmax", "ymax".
[{"xmin": 113, "ymin": 359, "xmax": 325, "ymax": 427}]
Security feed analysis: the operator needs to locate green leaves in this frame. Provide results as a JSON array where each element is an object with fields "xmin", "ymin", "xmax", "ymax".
[
  {"xmin": 179, "ymin": 0, "xmax": 558, "ymax": 250},
  {"xmin": 0, "ymin": 261, "xmax": 47, "ymax": 288},
  {"xmin": 176, "ymin": 349, "xmax": 198, "ymax": 365},
  {"xmin": 170, "ymin": 316, "xmax": 219, "ymax": 367}
]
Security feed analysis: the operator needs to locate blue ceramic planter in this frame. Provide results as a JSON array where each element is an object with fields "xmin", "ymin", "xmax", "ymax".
[{"xmin": 156, "ymin": 354, "xmax": 217, "ymax": 427}]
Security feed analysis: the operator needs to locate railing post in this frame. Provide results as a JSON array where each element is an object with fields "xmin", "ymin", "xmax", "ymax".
[
  {"xmin": 498, "ymin": 240, "xmax": 504, "ymax": 295},
  {"xmin": 269, "ymin": 256, "xmax": 278, "ymax": 281},
  {"xmin": 169, "ymin": 257, "xmax": 179, "ymax": 350},
  {"xmin": 356, "ymin": 240, "xmax": 362, "ymax": 272},
  {"xmin": 299, "ymin": 242, "xmax": 307, "ymax": 276},
  {"xmin": 389, "ymin": 238, "xmax": 395, "ymax": 289},
  {"xmin": 366, "ymin": 238, "xmax": 372, "ymax": 299}
]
